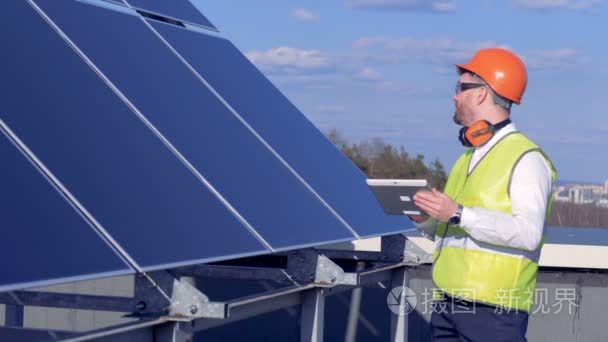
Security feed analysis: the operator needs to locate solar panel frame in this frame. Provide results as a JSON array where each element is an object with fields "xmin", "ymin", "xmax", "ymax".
[
  {"xmin": 124, "ymin": 0, "xmax": 217, "ymax": 31},
  {"xmin": 102, "ymin": 0, "xmax": 127, "ymax": 5},
  {"xmin": 36, "ymin": 0, "xmax": 358, "ymax": 251}
]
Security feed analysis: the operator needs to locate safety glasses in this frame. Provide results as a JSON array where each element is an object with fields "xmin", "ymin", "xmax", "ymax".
[{"xmin": 455, "ymin": 82, "xmax": 486, "ymax": 95}]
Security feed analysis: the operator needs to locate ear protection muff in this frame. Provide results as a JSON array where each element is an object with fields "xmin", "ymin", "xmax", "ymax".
[{"xmin": 459, "ymin": 119, "xmax": 511, "ymax": 147}]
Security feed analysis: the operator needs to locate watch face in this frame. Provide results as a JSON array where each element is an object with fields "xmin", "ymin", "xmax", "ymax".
[
  {"xmin": 449, "ymin": 205, "xmax": 463, "ymax": 225},
  {"xmin": 449, "ymin": 216, "xmax": 461, "ymax": 225}
]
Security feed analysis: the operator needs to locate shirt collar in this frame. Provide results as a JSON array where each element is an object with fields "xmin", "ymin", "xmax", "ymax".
[{"xmin": 474, "ymin": 122, "xmax": 517, "ymax": 154}]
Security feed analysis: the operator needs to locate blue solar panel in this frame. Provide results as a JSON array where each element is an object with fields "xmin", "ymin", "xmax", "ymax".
[
  {"xmin": 1, "ymin": 0, "xmax": 267, "ymax": 271},
  {"xmin": 37, "ymin": 0, "xmax": 356, "ymax": 250},
  {"xmin": 125, "ymin": 0, "xmax": 216, "ymax": 30},
  {"xmin": 150, "ymin": 23, "xmax": 411, "ymax": 238},
  {"xmin": 0, "ymin": 130, "xmax": 131, "ymax": 292}
]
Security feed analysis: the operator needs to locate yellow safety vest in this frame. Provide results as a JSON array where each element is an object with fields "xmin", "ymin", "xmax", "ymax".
[{"xmin": 432, "ymin": 131, "xmax": 556, "ymax": 312}]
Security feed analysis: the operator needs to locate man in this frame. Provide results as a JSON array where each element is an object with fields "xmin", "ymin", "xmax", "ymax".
[{"xmin": 412, "ymin": 48, "xmax": 556, "ymax": 341}]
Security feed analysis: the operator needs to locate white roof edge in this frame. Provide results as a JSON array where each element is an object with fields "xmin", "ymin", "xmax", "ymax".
[
  {"xmin": 407, "ymin": 237, "xmax": 608, "ymax": 270},
  {"xmin": 317, "ymin": 237, "xmax": 608, "ymax": 270}
]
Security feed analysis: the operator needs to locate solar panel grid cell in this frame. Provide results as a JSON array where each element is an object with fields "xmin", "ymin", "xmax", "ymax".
[{"xmin": 0, "ymin": 125, "xmax": 132, "ymax": 292}]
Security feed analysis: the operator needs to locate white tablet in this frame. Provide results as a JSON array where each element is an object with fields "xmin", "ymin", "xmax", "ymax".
[{"xmin": 366, "ymin": 179, "xmax": 429, "ymax": 216}]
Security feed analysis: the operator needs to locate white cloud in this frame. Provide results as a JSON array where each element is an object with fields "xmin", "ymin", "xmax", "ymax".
[
  {"xmin": 245, "ymin": 47, "xmax": 333, "ymax": 74},
  {"xmin": 251, "ymin": 51, "xmax": 428, "ymax": 95},
  {"xmin": 316, "ymin": 104, "xmax": 347, "ymax": 113},
  {"xmin": 352, "ymin": 36, "xmax": 510, "ymax": 67},
  {"xmin": 274, "ymin": 74, "xmax": 343, "ymax": 90},
  {"xmin": 512, "ymin": 0, "xmax": 602, "ymax": 11},
  {"xmin": 292, "ymin": 8, "xmax": 320, "ymax": 22},
  {"xmin": 432, "ymin": 65, "xmax": 454, "ymax": 74},
  {"xmin": 352, "ymin": 37, "xmax": 390, "ymax": 49},
  {"xmin": 374, "ymin": 81, "xmax": 433, "ymax": 94},
  {"xmin": 345, "ymin": 0, "xmax": 456, "ymax": 12},
  {"xmin": 354, "ymin": 67, "xmax": 383, "ymax": 81},
  {"xmin": 245, "ymin": 40, "xmax": 587, "ymax": 98},
  {"xmin": 351, "ymin": 36, "xmax": 589, "ymax": 73},
  {"xmin": 432, "ymin": 1, "xmax": 457, "ymax": 11},
  {"xmin": 523, "ymin": 48, "xmax": 588, "ymax": 69}
]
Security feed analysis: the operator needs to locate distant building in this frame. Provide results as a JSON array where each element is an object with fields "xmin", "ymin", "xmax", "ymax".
[
  {"xmin": 553, "ymin": 180, "xmax": 608, "ymax": 206},
  {"xmin": 553, "ymin": 186, "xmax": 570, "ymax": 202},
  {"xmin": 598, "ymin": 199, "xmax": 608, "ymax": 208},
  {"xmin": 568, "ymin": 188, "xmax": 594, "ymax": 204}
]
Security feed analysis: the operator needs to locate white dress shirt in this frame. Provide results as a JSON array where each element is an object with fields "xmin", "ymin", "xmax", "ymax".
[{"xmin": 416, "ymin": 123, "xmax": 553, "ymax": 251}]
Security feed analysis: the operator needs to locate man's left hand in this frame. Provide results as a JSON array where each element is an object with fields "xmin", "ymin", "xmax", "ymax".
[{"xmin": 413, "ymin": 188, "xmax": 458, "ymax": 223}]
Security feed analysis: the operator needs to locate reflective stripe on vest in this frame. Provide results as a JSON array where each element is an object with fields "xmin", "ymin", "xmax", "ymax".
[{"xmin": 432, "ymin": 131, "xmax": 557, "ymax": 312}]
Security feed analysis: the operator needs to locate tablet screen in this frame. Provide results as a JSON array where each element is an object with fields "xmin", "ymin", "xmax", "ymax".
[{"xmin": 366, "ymin": 179, "xmax": 429, "ymax": 215}]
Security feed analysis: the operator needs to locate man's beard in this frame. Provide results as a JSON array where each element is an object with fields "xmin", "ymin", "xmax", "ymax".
[
  {"xmin": 453, "ymin": 112, "xmax": 463, "ymax": 125},
  {"xmin": 453, "ymin": 104, "xmax": 471, "ymax": 126}
]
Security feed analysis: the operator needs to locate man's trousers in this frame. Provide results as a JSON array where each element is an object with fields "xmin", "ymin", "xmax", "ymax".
[{"xmin": 430, "ymin": 296, "xmax": 529, "ymax": 342}]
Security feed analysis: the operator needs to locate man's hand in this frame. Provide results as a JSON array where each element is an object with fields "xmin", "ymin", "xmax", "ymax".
[{"xmin": 413, "ymin": 188, "xmax": 458, "ymax": 223}]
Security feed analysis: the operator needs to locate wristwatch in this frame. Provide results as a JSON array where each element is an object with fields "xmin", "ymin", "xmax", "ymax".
[{"xmin": 448, "ymin": 204, "xmax": 463, "ymax": 225}]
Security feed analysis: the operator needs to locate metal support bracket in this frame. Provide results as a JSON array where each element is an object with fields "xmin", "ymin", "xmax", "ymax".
[
  {"xmin": 381, "ymin": 234, "xmax": 432, "ymax": 264},
  {"xmin": 134, "ymin": 271, "xmax": 219, "ymax": 321},
  {"xmin": 167, "ymin": 278, "xmax": 211, "ymax": 320},
  {"xmin": 132, "ymin": 272, "xmax": 174, "ymax": 317},
  {"xmin": 403, "ymin": 238, "xmax": 433, "ymax": 264},
  {"xmin": 380, "ymin": 235, "xmax": 407, "ymax": 262},
  {"xmin": 286, "ymin": 248, "xmax": 345, "ymax": 286}
]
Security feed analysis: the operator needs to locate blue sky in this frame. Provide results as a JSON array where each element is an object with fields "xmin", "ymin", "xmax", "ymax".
[{"xmin": 192, "ymin": 0, "xmax": 608, "ymax": 183}]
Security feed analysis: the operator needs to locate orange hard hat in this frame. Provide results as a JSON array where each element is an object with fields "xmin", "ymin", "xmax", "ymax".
[{"xmin": 456, "ymin": 48, "xmax": 527, "ymax": 104}]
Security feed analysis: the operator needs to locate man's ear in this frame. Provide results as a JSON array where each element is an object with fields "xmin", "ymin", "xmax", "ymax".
[{"xmin": 476, "ymin": 86, "xmax": 488, "ymax": 105}]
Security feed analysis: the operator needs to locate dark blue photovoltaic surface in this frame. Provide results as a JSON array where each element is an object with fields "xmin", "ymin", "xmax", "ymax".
[
  {"xmin": 38, "ymin": 0, "xmax": 355, "ymax": 250},
  {"xmin": 152, "ymin": 22, "xmax": 411, "ymax": 238},
  {"xmin": 0, "ymin": 131, "xmax": 131, "ymax": 292},
  {"xmin": 0, "ymin": 1, "xmax": 267, "ymax": 271},
  {"xmin": 126, "ymin": 0, "xmax": 216, "ymax": 30}
]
